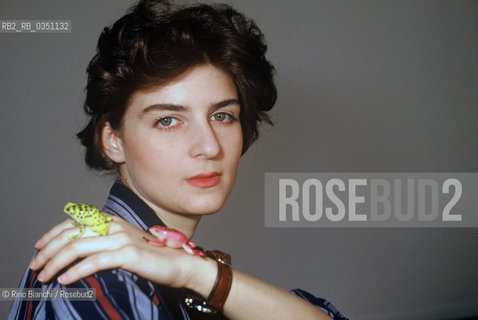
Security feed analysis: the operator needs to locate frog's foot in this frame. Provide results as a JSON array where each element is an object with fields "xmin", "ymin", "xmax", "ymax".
[
  {"xmin": 67, "ymin": 234, "xmax": 79, "ymax": 241},
  {"xmin": 182, "ymin": 243, "xmax": 206, "ymax": 256},
  {"xmin": 68, "ymin": 225, "xmax": 85, "ymax": 241},
  {"xmin": 143, "ymin": 236, "xmax": 167, "ymax": 247}
]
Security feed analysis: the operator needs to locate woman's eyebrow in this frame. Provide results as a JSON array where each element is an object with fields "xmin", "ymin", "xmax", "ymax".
[
  {"xmin": 212, "ymin": 99, "xmax": 240, "ymax": 109},
  {"xmin": 139, "ymin": 104, "xmax": 187, "ymax": 117}
]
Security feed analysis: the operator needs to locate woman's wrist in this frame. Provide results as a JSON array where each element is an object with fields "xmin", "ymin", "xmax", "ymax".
[{"xmin": 184, "ymin": 256, "xmax": 218, "ymax": 299}]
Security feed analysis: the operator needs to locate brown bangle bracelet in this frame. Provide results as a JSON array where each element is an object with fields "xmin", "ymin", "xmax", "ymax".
[{"xmin": 206, "ymin": 250, "xmax": 233, "ymax": 311}]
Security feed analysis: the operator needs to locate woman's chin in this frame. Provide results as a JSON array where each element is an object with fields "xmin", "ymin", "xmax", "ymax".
[{"xmin": 181, "ymin": 196, "xmax": 226, "ymax": 216}]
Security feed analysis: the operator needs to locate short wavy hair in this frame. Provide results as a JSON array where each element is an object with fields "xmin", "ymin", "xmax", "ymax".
[{"xmin": 77, "ymin": 0, "xmax": 277, "ymax": 171}]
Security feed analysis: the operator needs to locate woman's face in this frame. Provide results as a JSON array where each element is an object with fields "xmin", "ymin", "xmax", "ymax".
[{"xmin": 107, "ymin": 64, "xmax": 243, "ymax": 219}]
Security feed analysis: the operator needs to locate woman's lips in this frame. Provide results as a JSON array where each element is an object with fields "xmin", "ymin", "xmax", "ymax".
[{"xmin": 186, "ymin": 172, "xmax": 222, "ymax": 188}]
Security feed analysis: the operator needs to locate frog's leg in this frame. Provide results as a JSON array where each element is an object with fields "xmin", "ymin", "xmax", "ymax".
[{"xmin": 68, "ymin": 224, "xmax": 85, "ymax": 241}]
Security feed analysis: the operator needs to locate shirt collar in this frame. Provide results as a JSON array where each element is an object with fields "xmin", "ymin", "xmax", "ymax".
[{"xmin": 102, "ymin": 180, "xmax": 165, "ymax": 231}]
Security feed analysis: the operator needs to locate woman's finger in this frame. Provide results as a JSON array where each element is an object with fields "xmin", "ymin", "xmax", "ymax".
[
  {"xmin": 36, "ymin": 229, "xmax": 152, "ymax": 282},
  {"xmin": 55, "ymin": 243, "xmax": 195, "ymax": 287},
  {"xmin": 32, "ymin": 216, "xmax": 125, "ymax": 270},
  {"xmin": 34, "ymin": 213, "xmax": 121, "ymax": 249},
  {"xmin": 34, "ymin": 219, "xmax": 74, "ymax": 249},
  {"xmin": 56, "ymin": 245, "xmax": 145, "ymax": 285},
  {"xmin": 31, "ymin": 227, "xmax": 78, "ymax": 270}
]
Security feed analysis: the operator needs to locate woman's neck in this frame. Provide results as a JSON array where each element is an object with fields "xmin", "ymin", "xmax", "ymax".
[{"xmin": 154, "ymin": 212, "xmax": 201, "ymax": 239}]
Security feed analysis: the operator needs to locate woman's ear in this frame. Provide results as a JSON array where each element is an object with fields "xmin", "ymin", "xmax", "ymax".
[{"xmin": 102, "ymin": 122, "xmax": 125, "ymax": 163}]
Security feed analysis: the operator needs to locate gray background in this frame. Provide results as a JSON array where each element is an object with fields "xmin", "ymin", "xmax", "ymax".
[{"xmin": 1, "ymin": 0, "xmax": 477, "ymax": 319}]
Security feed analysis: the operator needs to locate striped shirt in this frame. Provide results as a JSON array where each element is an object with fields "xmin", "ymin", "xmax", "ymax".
[{"xmin": 9, "ymin": 181, "xmax": 348, "ymax": 319}]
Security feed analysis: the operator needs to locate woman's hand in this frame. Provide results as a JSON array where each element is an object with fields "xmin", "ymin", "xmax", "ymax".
[
  {"xmin": 29, "ymin": 216, "xmax": 216, "ymax": 294},
  {"xmin": 29, "ymin": 217, "xmax": 333, "ymax": 320}
]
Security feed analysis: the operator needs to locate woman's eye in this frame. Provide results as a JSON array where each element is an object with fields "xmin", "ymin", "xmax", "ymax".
[
  {"xmin": 156, "ymin": 117, "xmax": 178, "ymax": 128},
  {"xmin": 211, "ymin": 112, "xmax": 233, "ymax": 122}
]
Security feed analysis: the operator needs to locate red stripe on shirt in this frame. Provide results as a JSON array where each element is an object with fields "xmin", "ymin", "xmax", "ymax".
[
  {"xmin": 152, "ymin": 293, "xmax": 160, "ymax": 306},
  {"xmin": 26, "ymin": 270, "xmax": 37, "ymax": 320},
  {"xmin": 85, "ymin": 276, "xmax": 123, "ymax": 320}
]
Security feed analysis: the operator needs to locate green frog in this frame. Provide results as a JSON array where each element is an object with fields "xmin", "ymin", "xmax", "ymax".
[{"xmin": 63, "ymin": 202, "xmax": 112, "ymax": 241}]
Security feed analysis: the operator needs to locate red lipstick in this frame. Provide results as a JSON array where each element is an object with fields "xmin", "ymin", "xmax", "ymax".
[{"xmin": 186, "ymin": 172, "xmax": 221, "ymax": 188}]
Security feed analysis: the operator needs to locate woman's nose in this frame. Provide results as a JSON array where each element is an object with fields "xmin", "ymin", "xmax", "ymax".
[{"xmin": 189, "ymin": 121, "xmax": 221, "ymax": 158}]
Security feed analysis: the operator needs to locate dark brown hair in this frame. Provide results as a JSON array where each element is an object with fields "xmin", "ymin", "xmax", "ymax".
[{"xmin": 77, "ymin": 0, "xmax": 277, "ymax": 171}]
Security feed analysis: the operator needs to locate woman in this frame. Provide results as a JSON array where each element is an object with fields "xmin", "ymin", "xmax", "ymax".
[{"xmin": 9, "ymin": 0, "xmax": 347, "ymax": 319}]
